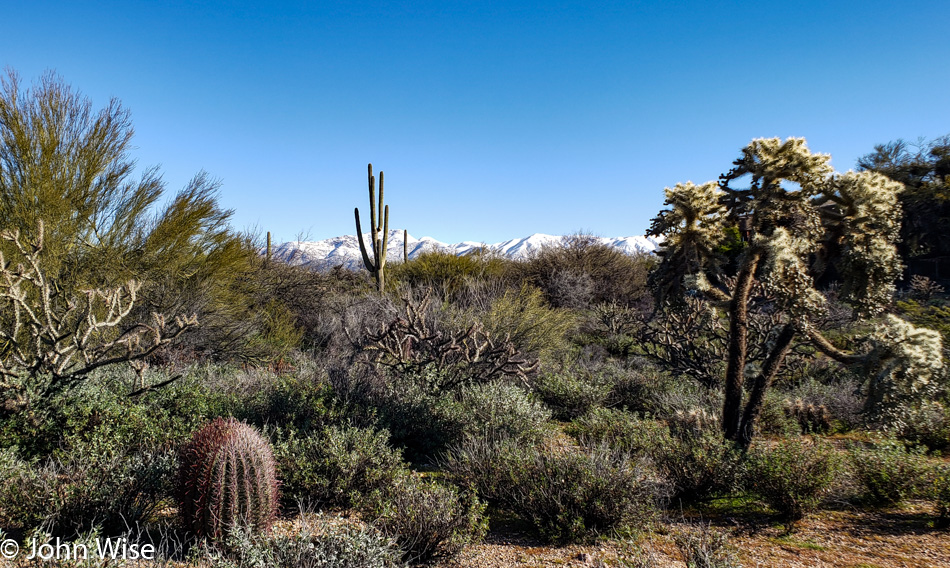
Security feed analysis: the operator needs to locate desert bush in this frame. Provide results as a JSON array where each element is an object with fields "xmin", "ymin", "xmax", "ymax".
[
  {"xmin": 444, "ymin": 438, "xmax": 664, "ymax": 543},
  {"xmin": 478, "ymin": 285, "xmax": 577, "ymax": 363},
  {"xmin": 652, "ymin": 423, "xmax": 743, "ymax": 505},
  {"xmin": 274, "ymin": 425, "xmax": 407, "ymax": 510},
  {"xmin": 896, "ymin": 401, "xmax": 950, "ymax": 453},
  {"xmin": 532, "ymin": 370, "xmax": 612, "ymax": 420},
  {"xmin": 204, "ymin": 515, "xmax": 405, "ymax": 568},
  {"xmin": 363, "ymin": 474, "xmax": 487, "ymax": 565},
  {"xmin": 0, "ymin": 443, "xmax": 175, "ymax": 537},
  {"xmin": 848, "ymin": 438, "xmax": 930, "ymax": 506},
  {"xmin": 568, "ymin": 407, "xmax": 665, "ymax": 455},
  {"xmin": 446, "ymin": 381, "xmax": 552, "ymax": 443},
  {"xmin": 745, "ymin": 438, "xmax": 843, "ymax": 525},
  {"xmin": 933, "ymin": 464, "xmax": 950, "ymax": 529},
  {"xmin": 388, "ymin": 248, "xmax": 509, "ymax": 296},
  {"xmin": 673, "ymin": 523, "xmax": 742, "ymax": 568},
  {"xmin": 515, "ymin": 234, "xmax": 652, "ymax": 308},
  {"xmin": 233, "ymin": 369, "xmax": 342, "ymax": 433}
]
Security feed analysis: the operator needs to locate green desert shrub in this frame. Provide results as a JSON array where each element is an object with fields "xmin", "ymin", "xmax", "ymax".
[
  {"xmin": 205, "ymin": 515, "xmax": 406, "ymax": 568},
  {"xmin": 445, "ymin": 438, "xmax": 663, "ymax": 543},
  {"xmin": 0, "ymin": 444, "xmax": 175, "ymax": 537},
  {"xmin": 896, "ymin": 401, "xmax": 950, "ymax": 454},
  {"xmin": 933, "ymin": 464, "xmax": 950, "ymax": 529},
  {"xmin": 363, "ymin": 475, "xmax": 487, "ymax": 565},
  {"xmin": 532, "ymin": 370, "xmax": 613, "ymax": 420},
  {"xmin": 568, "ymin": 407, "xmax": 665, "ymax": 455},
  {"xmin": 389, "ymin": 249, "xmax": 509, "ymax": 295},
  {"xmin": 651, "ymin": 425, "xmax": 743, "ymax": 505},
  {"xmin": 274, "ymin": 425, "xmax": 407, "ymax": 510},
  {"xmin": 849, "ymin": 437, "xmax": 930, "ymax": 506},
  {"xmin": 745, "ymin": 438, "xmax": 843, "ymax": 525},
  {"xmin": 478, "ymin": 285, "xmax": 577, "ymax": 363},
  {"xmin": 448, "ymin": 381, "xmax": 552, "ymax": 443}
]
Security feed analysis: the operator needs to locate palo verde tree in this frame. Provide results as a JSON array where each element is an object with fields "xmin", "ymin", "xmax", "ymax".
[
  {"xmin": 0, "ymin": 70, "xmax": 267, "ymax": 407},
  {"xmin": 648, "ymin": 137, "xmax": 943, "ymax": 448}
]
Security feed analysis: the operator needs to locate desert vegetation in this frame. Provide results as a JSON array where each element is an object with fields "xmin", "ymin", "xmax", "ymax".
[{"xmin": 1, "ymin": 71, "xmax": 948, "ymax": 568}]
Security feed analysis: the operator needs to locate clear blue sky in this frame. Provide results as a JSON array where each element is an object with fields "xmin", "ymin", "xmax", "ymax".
[{"xmin": 4, "ymin": 1, "xmax": 948, "ymax": 244}]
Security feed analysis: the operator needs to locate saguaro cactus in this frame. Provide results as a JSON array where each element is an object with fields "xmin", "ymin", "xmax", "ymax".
[
  {"xmin": 404, "ymin": 229, "xmax": 409, "ymax": 263},
  {"xmin": 177, "ymin": 417, "xmax": 280, "ymax": 541},
  {"xmin": 355, "ymin": 163, "xmax": 390, "ymax": 292}
]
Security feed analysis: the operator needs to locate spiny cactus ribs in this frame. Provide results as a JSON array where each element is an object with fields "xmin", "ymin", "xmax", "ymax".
[{"xmin": 177, "ymin": 417, "xmax": 279, "ymax": 541}]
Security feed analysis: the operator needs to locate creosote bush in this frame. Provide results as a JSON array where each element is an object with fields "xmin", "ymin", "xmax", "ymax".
[
  {"xmin": 204, "ymin": 515, "xmax": 406, "ymax": 568},
  {"xmin": 444, "ymin": 437, "xmax": 664, "ymax": 544},
  {"xmin": 744, "ymin": 438, "xmax": 842, "ymax": 526},
  {"xmin": 848, "ymin": 438, "xmax": 930, "ymax": 506},
  {"xmin": 274, "ymin": 424, "xmax": 407, "ymax": 510},
  {"xmin": 362, "ymin": 474, "xmax": 487, "ymax": 565}
]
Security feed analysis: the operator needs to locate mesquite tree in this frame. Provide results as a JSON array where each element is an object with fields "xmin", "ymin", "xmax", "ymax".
[{"xmin": 648, "ymin": 138, "xmax": 943, "ymax": 447}]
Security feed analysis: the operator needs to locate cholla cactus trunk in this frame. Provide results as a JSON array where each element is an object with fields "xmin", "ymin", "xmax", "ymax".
[
  {"xmin": 265, "ymin": 231, "xmax": 271, "ymax": 264},
  {"xmin": 355, "ymin": 163, "xmax": 390, "ymax": 293},
  {"xmin": 177, "ymin": 417, "xmax": 279, "ymax": 541}
]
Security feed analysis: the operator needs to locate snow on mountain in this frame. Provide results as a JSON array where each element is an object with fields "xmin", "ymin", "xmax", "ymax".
[{"xmin": 268, "ymin": 230, "xmax": 660, "ymax": 271}]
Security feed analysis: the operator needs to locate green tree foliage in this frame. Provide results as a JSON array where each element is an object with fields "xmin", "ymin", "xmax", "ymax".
[
  {"xmin": 647, "ymin": 138, "xmax": 943, "ymax": 447},
  {"xmin": 0, "ymin": 71, "xmax": 296, "ymax": 407},
  {"xmin": 857, "ymin": 135, "xmax": 950, "ymax": 260}
]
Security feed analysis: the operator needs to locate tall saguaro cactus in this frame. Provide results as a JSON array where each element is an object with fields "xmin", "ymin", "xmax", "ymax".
[{"xmin": 355, "ymin": 163, "xmax": 389, "ymax": 292}]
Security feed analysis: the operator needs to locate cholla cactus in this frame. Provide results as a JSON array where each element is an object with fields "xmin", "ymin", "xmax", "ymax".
[
  {"xmin": 863, "ymin": 315, "xmax": 944, "ymax": 423},
  {"xmin": 647, "ymin": 137, "xmax": 936, "ymax": 448}
]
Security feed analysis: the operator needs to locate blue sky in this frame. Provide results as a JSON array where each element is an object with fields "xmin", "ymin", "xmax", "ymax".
[{"xmin": 4, "ymin": 0, "xmax": 948, "ymax": 244}]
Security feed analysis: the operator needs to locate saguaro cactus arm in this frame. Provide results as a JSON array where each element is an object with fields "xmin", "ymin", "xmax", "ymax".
[{"xmin": 355, "ymin": 163, "xmax": 390, "ymax": 291}]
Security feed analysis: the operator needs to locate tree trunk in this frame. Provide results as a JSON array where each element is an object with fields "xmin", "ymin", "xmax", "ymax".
[
  {"xmin": 736, "ymin": 323, "xmax": 798, "ymax": 449},
  {"xmin": 722, "ymin": 249, "xmax": 762, "ymax": 440}
]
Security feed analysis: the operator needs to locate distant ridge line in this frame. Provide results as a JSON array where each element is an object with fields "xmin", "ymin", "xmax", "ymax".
[{"xmin": 267, "ymin": 230, "xmax": 660, "ymax": 271}]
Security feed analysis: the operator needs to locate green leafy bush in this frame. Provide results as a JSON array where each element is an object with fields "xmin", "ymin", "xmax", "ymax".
[
  {"xmin": 568, "ymin": 407, "xmax": 665, "ymax": 455},
  {"xmin": 274, "ymin": 425, "xmax": 407, "ymax": 509},
  {"xmin": 0, "ymin": 444, "xmax": 175, "ymax": 537},
  {"xmin": 849, "ymin": 438, "xmax": 930, "ymax": 506},
  {"xmin": 745, "ymin": 438, "xmax": 842, "ymax": 524},
  {"xmin": 933, "ymin": 465, "xmax": 950, "ymax": 529},
  {"xmin": 532, "ymin": 371, "xmax": 612, "ymax": 420},
  {"xmin": 651, "ymin": 427, "xmax": 743, "ymax": 505},
  {"xmin": 363, "ymin": 475, "xmax": 487, "ymax": 565},
  {"xmin": 896, "ymin": 401, "xmax": 950, "ymax": 454},
  {"xmin": 445, "ymin": 382, "xmax": 552, "ymax": 443},
  {"xmin": 445, "ymin": 438, "xmax": 664, "ymax": 544},
  {"xmin": 204, "ymin": 515, "xmax": 406, "ymax": 568}
]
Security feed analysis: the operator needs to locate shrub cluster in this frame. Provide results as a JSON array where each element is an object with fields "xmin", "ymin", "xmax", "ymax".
[
  {"xmin": 848, "ymin": 437, "xmax": 930, "ymax": 506},
  {"xmin": 274, "ymin": 424, "xmax": 407, "ymax": 510},
  {"xmin": 745, "ymin": 438, "xmax": 842, "ymax": 525},
  {"xmin": 445, "ymin": 438, "xmax": 664, "ymax": 543}
]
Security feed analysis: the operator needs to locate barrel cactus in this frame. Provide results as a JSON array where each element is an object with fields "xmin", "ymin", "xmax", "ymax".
[{"xmin": 177, "ymin": 417, "xmax": 280, "ymax": 541}]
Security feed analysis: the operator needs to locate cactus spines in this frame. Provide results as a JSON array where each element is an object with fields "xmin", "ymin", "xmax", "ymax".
[
  {"xmin": 177, "ymin": 417, "xmax": 279, "ymax": 541},
  {"xmin": 355, "ymin": 163, "xmax": 390, "ymax": 292}
]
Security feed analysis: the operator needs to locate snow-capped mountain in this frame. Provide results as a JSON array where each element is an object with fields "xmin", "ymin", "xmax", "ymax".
[{"xmin": 268, "ymin": 231, "xmax": 660, "ymax": 271}]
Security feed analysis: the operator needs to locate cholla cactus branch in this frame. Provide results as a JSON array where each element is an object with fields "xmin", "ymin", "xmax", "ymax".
[
  {"xmin": 0, "ymin": 222, "xmax": 197, "ymax": 403},
  {"xmin": 647, "ymin": 137, "xmax": 931, "ymax": 447},
  {"xmin": 364, "ymin": 291, "xmax": 539, "ymax": 390}
]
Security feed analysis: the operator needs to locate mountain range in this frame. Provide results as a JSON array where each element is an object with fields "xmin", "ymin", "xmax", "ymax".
[{"xmin": 268, "ymin": 231, "xmax": 661, "ymax": 271}]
